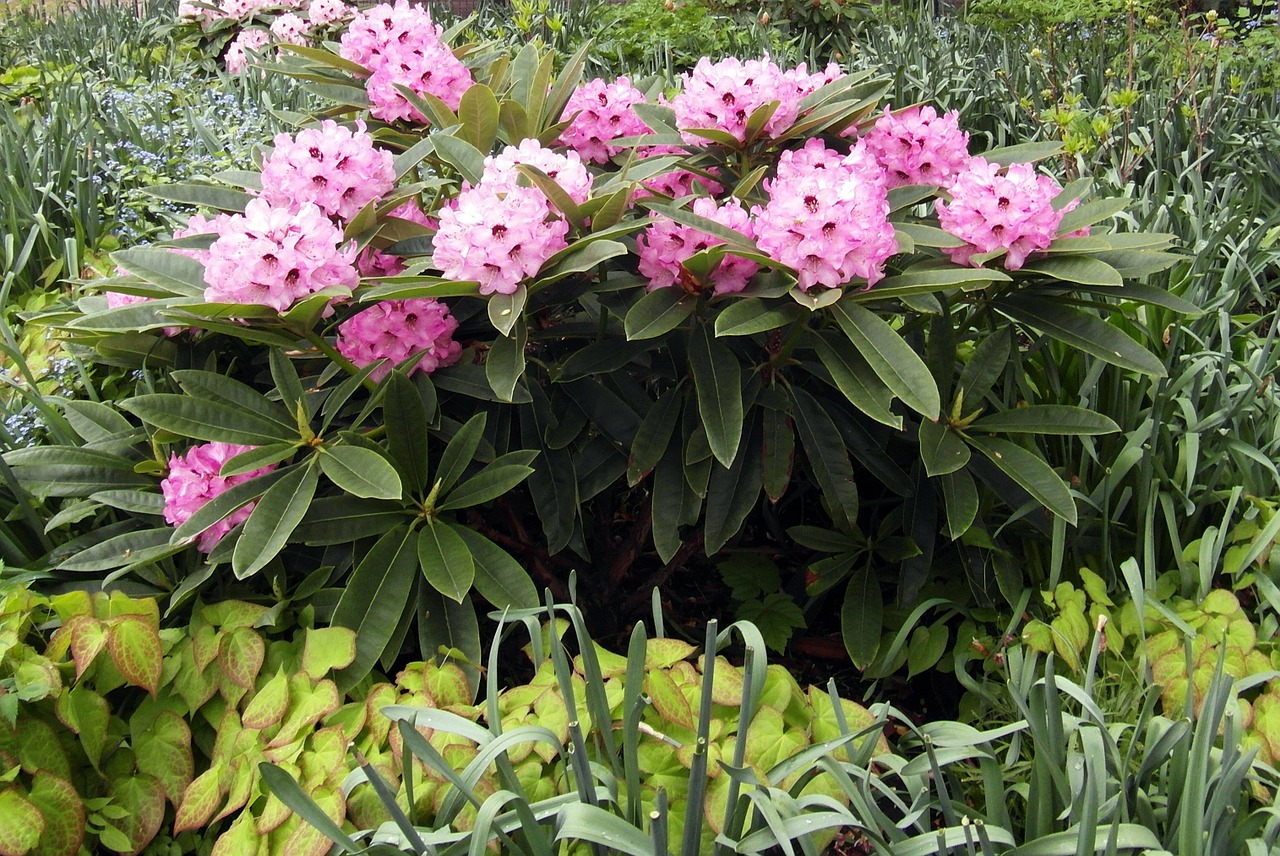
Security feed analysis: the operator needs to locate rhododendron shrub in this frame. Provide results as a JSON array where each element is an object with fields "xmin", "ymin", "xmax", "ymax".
[{"xmin": 30, "ymin": 30, "xmax": 1183, "ymax": 696}]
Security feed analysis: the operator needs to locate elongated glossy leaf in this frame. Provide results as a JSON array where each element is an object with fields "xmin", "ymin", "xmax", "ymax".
[
  {"xmin": 258, "ymin": 765, "xmax": 360, "ymax": 854},
  {"xmin": 57, "ymin": 528, "xmax": 174, "ymax": 572},
  {"xmin": 704, "ymin": 417, "xmax": 763, "ymax": 554},
  {"xmin": 996, "ymin": 295, "xmax": 1166, "ymax": 376},
  {"xmin": 520, "ymin": 387, "xmax": 577, "ymax": 553},
  {"xmin": 232, "ymin": 463, "xmax": 319, "ymax": 578},
  {"xmin": 936, "ymin": 468, "xmax": 978, "ymax": 540},
  {"xmin": 982, "ymin": 140, "xmax": 1064, "ymax": 165},
  {"xmin": 841, "ymin": 565, "xmax": 882, "ymax": 670},
  {"xmin": 918, "ymin": 420, "xmax": 970, "ymax": 477},
  {"xmin": 956, "ymin": 331, "xmax": 1010, "ymax": 406},
  {"xmin": 433, "ymin": 134, "xmax": 485, "ymax": 185},
  {"xmin": 812, "ymin": 335, "xmax": 901, "ymax": 429},
  {"xmin": 418, "ymin": 519, "xmax": 474, "ymax": 603},
  {"xmin": 437, "ymin": 452, "xmax": 537, "ymax": 511},
  {"xmin": 892, "ymin": 222, "xmax": 965, "ymax": 248},
  {"xmin": 714, "ymin": 298, "xmax": 805, "ymax": 337},
  {"xmin": 831, "ymin": 300, "xmax": 940, "ymax": 418},
  {"xmin": 626, "ymin": 385, "xmax": 683, "ymax": 486},
  {"xmin": 559, "ymin": 339, "xmax": 650, "ymax": 383},
  {"xmin": 435, "ymin": 413, "xmax": 486, "ymax": 496},
  {"xmin": 319, "ymin": 445, "xmax": 403, "ymax": 500},
  {"xmin": 121, "ymin": 395, "xmax": 294, "ymax": 445},
  {"xmin": 555, "ymin": 804, "xmax": 654, "ymax": 856},
  {"xmin": 452, "ymin": 525, "xmax": 537, "ymax": 608},
  {"xmin": 172, "ymin": 370, "xmax": 294, "ymax": 429},
  {"xmin": 689, "ymin": 325, "xmax": 742, "ymax": 468},
  {"xmin": 383, "ymin": 372, "xmax": 429, "ymax": 495},
  {"xmin": 639, "ymin": 200, "xmax": 758, "ymax": 251},
  {"xmin": 761, "ymin": 406, "xmax": 793, "ymax": 502},
  {"xmin": 1056, "ymin": 197, "xmax": 1131, "ymax": 235},
  {"xmin": 1021, "ymin": 255, "xmax": 1123, "ymax": 287},
  {"xmin": 516, "ymin": 164, "xmax": 583, "ymax": 228},
  {"xmin": 457, "ymin": 83, "xmax": 499, "ymax": 153},
  {"xmin": 171, "ymin": 468, "xmax": 287, "ymax": 543},
  {"xmin": 967, "ymin": 435, "xmax": 1077, "ymax": 524},
  {"xmin": 293, "ymin": 497, "xmax": 404, "ymax": 545},
  {"xmin": 145, "ymin": 183, "xmax": 250, "ymax": 213},
  {"xmin": 110, "ymin": 247, "xmax": 206, "ymax": 297},
  {"xmin": 790, "ymin": 387, "xmax": 857, "ymax": 530},
  {"xmin": 625, "ymin": 288, "xmax": 693, "ymax": 340},
  {"xmin": 417, "ymin": 586, "xmax": 481, "ymax": 693},
  {"xmin": 968, "ymin": 405, "xmax": 1119, "ymax": 435},
  {"xmin": 333, "ymin": 525, "xmax": 419, "ymax": 691},
  {"xmin": 486, "ymin": 322, "xmax": 527, "ymax": 403}
]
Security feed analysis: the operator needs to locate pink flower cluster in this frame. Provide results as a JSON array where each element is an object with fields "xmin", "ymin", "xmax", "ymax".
[
  {"xmin": 752, "ymin": 139, "xmax": 897, "ymax": 290},
  {"xmin": 637, "ymin": 197, "xmax": 758, "ymax": 296},
  {"xmin": 480, "ymin": 139, "xmax": 594, "ymax": 205},
  {"xmin": 936, "ymin": 157, "xmax": 1071, "ymax": 270},
  {"xmin": 161, "ymin": 442, "xmax": 278, "ymax": 552},
  {"xmin": 180, "ymin": 0, "xmax": 352, "ymax": 35},
  {"xmin": 339, "ymin": 0, "xmax": 474, "ymax": 124},
  {"xmin": 306, "ymin": 0, "xmax": 352, "ymax": 26},
  {"xmin": 270, "ymin": 12, "xmax": 309, "ymax": 45},
  {"xmin": 433, "ymin": 184, "xmax": 569, "ymax": 296},
  {"xmin": 558, "ymin": 76, "xmax": 651, "ymax": 164},
  {"xmin": 861, "ymin": 106, "xmax": 971, "ymax": 188},
  {"xmin": 259, "ymin": 120, "xmax": 396, "ymax": 222},
  {"xmin": 336, "ymin": 298, "xmax": 461, "ymax": 381},
  {"xmin": 669, "ymin": 58, "xmax": 842, "ymax": 144},
  {"xmin": 203, "ymin": 199, "xmax": 358, "ymax": 310},
  {"xmin": 225, "ymin": 29, "xmax": 269, "ymax": 74}
]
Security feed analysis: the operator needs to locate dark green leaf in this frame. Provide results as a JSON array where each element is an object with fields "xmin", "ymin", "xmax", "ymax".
[
  {"xmin": 171, "ymin": 370, "xmax": 293, "ymax": 429},
  {"xmin": 841, "ymin": 566, "xmax": 882, "ymax": 670},
  {"xmin": 831, "ymin": 300, "xmax": 940, "ymax": 418},
  {"xmin": 333, "ymin": 525, "xmax": 419, "ymax": 692},
  {"xmin": 417, "ymin": 586, "xmax": 481, "ymax": 694},
  {"xmin": 520, "ymin": 386, "xmax": 577, "ymax": 553},
  {"xmin": 559, "ymin": 339, "xmax": 650, "ymax": 383},
  {"xmin": 625, "ymin": 288, "xmax": 694, "ymax": 341},
  {"xmin": 956, "ymin": 331, "xmax": 1010, "ymax": 406},
  {"xmin": 57, "ymin": 528, "xmax": 175, "ymax": 572},
  {"xmin": 968, "ymin": 405, "xmax": 1119, "ymax": 435},
  {"xmin": 967, "ymin": 436, "xmax": 1077, "ymax": 524},
  {"xmin": 383, "ymin": 372, "xmax": 429, "ymax": 495},
  {"xmin": 232, "ymin": 463, "xmax": 319, "ymax": 578},
  {"xmin": 120, "ymin": 395, "xmax": 295, "ymax": 445},
  {"xmin": 319, "ymin": 445, "xmax": 403, "ymax": 500},
  {"xmin": 704, "ymin": 416, "xmax": 762, "ymax": 554},
  {"xmin": 996, "ymin": 295, "xmax": 1166, "ymax": 376},
  {"xmin": 171, "ymin": 468, "xmax": 287, "ymax": 543},
  {"xmin": 432, "ymin": 134, "xmax": 485, "ymax": 185},
  {"xmin": 714, "ymin": 298, "xmax": 805, "ymax": 337},
  {"xmin": 811, "ymin": 335, "xmax": 901, "ymax": 429},
  {"xmin": 452, "ymin": 525, "xmax": 538, "ymax": 608},
  {"xmin": 486, "ymin": 322, "xmax": 527, "ymax": 403},
  {"xmin": 1021, "ymin": 255, "xmax": 1123, "ymax": 287},
  {"xmin": 689, "ymin": 325, "xmax": 743, "ymax": 468},
  {"xmin": 435, "ymin": 413, "xmax": 486, "ymax": 496},
  {"xmin": 626, "ymin": 385, "xmax": 683, "ymax": 486},
  {"xmin": 437, "ymin": 452, "xmax": 537, "ymax": 511},
  {"xmin": 110, "ymin": 248, "xmax": 206, "ymax": 297},
  {"xmin": 789, "ymin": 387, "xmax": 858, "ymax": 530},
  {"xmin": 487, "ymin": 284, "xmax": 526, "ymax": 338},
  {"xmin": 221, "ymin": 444, "xmax": 296, "ymax": 477},
  {"xmin": 417, "ymin": 519, "xmax": 474, "ymax": 603},
  {"xmin": 457, "ymin": 83, "xmax": 499, "ymax": 153},
  {"xmin": 936, "ymin": 468, "xmax": 978, "ymax": 540},
  {"xmin": 144, "ymin": 182, "xmax": 250, "ymax": 212},
  {"xmin": 982, "ymin": 140, "xmax": 1064, "ymax": 166},
  {"xmin": 761, "ymin": 406, "xmax": 793, "ymax": 502},
  {"xmin": 918, "ymin": 420, "xmax": 970, "ymax": 477}
]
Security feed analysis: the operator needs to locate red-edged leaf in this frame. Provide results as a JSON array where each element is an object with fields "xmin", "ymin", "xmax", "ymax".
[
  {"xmin": 0, "ymin": 789, "xmax": 44, "ymax": 855},
  {"xmin": 28, "ymin": 773, "xmax": 85, "ymax": 856},
  {"xmin": 218, "ymin": 628, "xmax": 265, "ymax": 689},
  {"xmin": 53, "ymin": 688, "xmax": 109, "ymax": 771},
  {"xmin": 241, "ymin": 669, "xmax": 289, "ymax": 730},
  {"xmin": 300, "ymin": 628, "xmax": 357, "ymax": 680},
  {"xmin": 134, "ymin": 712, "xmax": 193, "ymax": 807},
  {"xmin": 66, "ymin": 616, "xmax": 108, "ymax": 681},
  {"xmin": 106, "ymin": 615, "xmax": 162, "ymax": 695},
  {"xmin": 282, "ymin": 788, "xmax": 346, "ymax": 856},
  {"xmin": 108, "ymin": 775, "xmax": 165, "ymax": 856},
  {"xmin": 210, "ymin": 815, "xmax": 259, "ymax": 856},
  {"xmin": 173, "ymin": 763, "xmax": 225, "ymax": 835}
]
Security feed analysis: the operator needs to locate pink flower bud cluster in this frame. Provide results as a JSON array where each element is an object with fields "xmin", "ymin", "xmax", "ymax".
[
  {"xmin": 637, "ymin": 197, "xmax": 758, "ymax": 296},
  {"xmin": 480, "ymin": 139, "xmax": 594, "ymax": 205},
  {"xmin": 336, "ymin": 298, "xmax": 462, "ymax": 381},
  {"xmin": 339, "ymin": 0, "xmax": 474, "ymax": 124},
  {"xmin": 203, "ymin": 199, "xmax": 358, "ymax": 310},
  {"xmin": 936, "ymin": 158, "xmax": 1070, "ymax": 270},
  {"xmin": 225, "ymin": 29, "xmax": 269, "ymax": 74},
  {"xmin": 558, "ymin": 76, "xmax": 651, "ymax": 164},
  {"xmin": 752, "ymin": 139, "xmax": 897, "ymax": 290},
  {"xmin": 161, "ymin": 442, "xmax": 278, "ymax": 553},
  {"xmin": 670, "ymin": 57, "xmax": 840, "ymax": 144},
  {"xmin": 259, "ymin": 120, "xmax": 396, "ymax": 222},
  {"xmin": 861, "ymin": 106, "xmax": 971, "ymax": 188}
]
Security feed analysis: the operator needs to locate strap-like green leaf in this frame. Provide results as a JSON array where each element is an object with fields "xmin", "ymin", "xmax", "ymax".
[
  {"xmin": 936, "ymin": 468, "xmax": 978, "ymax": 540},
  {"xmin": 144, "ymin": 183, "xmax": 250, "ymax": 213},
  {"xmin": 486, "ymin": 322, "xmax": 527, "ymax": 404},
  {"xmin": 418, "ymin": 519, "xmax": 475, "ymax": 603},
  {"xmin": 436, "ymin": 413, "xmax": 487, "ymax": 496},
  {"xmin": 319, "ymin": 445, "xmax": 403, "ymax": 500},
  {"xmin": 968, "ymin": 405, "xmax": 1120, "ymax": 436},
  {"xmin": 1021, "ymin": 255, "xmax": 1123, "ymax": 287},
  {"xmin": 811, "ymin": 335, "xmax": 901, "ymax": 429},
  {"xmin": 452, "ymin": 526, "xmax": 538, "ymax": 609},
  {"xmin": 789, "ymin": 387, "xmax": 858, "ymax": 531},
  {"xmin": 383, "ymin": 372, "xmax": 430, "ymax": 495},
  {"xmin": 967, "ymin": 435, "xmax": 1077, "ymax": 524},
  {"xmin": 554, "ymin": 803, "xmax": 656, "ymax": 856},
  {"xmin": 841, "ymin": 565, "xmax": 882, "ymax": 670},
  {"xmin": 120, "ymin": 395, "xmax": 295, "ymax": 445},
  {"xmin": 689, "ymin": 325, "xmax": 743, "ymax": 469},
  {"xmin": 715, "ymin": 298, "xmax": 806, "ymax": 337},
  {"xmin": 333, "ymin": 525, "xmax": 419, "ymax": 691},
  {"xmin": 704, "ymin": 416, "xmax": 763, "ymax": 554},
  {"xmin": 830, "ymin": 300, "xmax": 940, "ymax": 418},
  {"xmin": 437, "ymin": 452, "xmax": 537, "ymax": 511},
  {"xmin": 231, "ymin": 462, "xmax": 319, "ymax": 578},
  {"xmin": 995, "ymin": 295, "xmax": 1166, "ymax": 376}
]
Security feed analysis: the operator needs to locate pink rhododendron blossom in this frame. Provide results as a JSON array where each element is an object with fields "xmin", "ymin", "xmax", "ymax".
[
  {"xmin": 783, "ymin": 61, "xmax": 843, "ymax": 101},
  {"xmin": 161, "ymin": 442, "xmax": 277, "ymax": 552},
  {"xmin": 433, "ymin": 184, "xmax": 569, "ymax": 296},
  {"xmin": 558, "ymin": 76, "xmax": 651, "ymax": 164},
  {"xmin": 270, "ymin": 12, "xmax": 310, "ymax": 45},
  {"xmin": 670, "ymin": 57, "xmax": 808, "ymax": 144},
  {"xmin": 339, "ymin": 0, "xmax": 473, "ymax": 123},
  {"xmin": 479, "ymin": 139, "xmax": 594, "ymax": 205},
  {"xmin": 306, "ymin": 0, "xmax": 351, "ymax": 25},
  {"xmin": 219, "ymin": 0, "xmax": 271, "ymax": 19},
  {"xmin": 225, "ymin": 29, "xmax": 270, "ymax": 74},
  {"xmin": 637, "ymin": 197, "xmax": 758, "ymax": 296},
  {"xmin": 386, "ymin": 199, "xmax": 436, "ymax": 229},
  {"xmin": 357, "ymin": 248, "xmax": 404, "ymax": 277},
  {"xmin": 753, "ymin": 139, "xmax": 897, "ymax": 290},
  {"xmin": 203, "ymin": 199, "xmax": 358, "ymax": 311},
  {"xmin": 861, "ymin": 105, "xmax": 971, "ymax": 188},
  {"xmin": 336, "ymin": 298, "xmax": 461, "ymax": 381},
  {"xmin": 171, "ymin": 212, "xmax": 235, "ymax": 266},
  {"xmin": 259, "ymin": 120, "xmax": 396, "ymax": 222},
  {"xmin": 936, "ymin": 157, "xmax": 1072, "ymax": 270}
]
